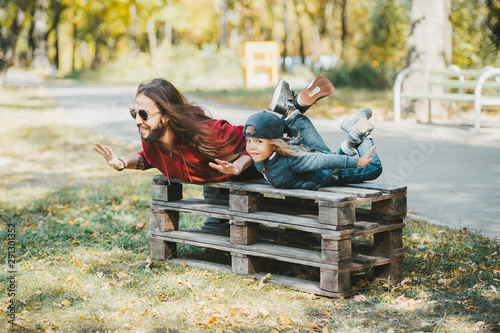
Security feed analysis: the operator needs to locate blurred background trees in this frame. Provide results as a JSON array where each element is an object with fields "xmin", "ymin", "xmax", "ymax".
[{"xmin": 1, "ymin": 0, "xmax": 499, "ymax": 88}]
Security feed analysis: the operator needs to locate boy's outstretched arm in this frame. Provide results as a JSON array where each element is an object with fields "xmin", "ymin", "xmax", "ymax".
[{"xmin": 357, "ymin": 145, "xmax": 377, "ymax": 167}]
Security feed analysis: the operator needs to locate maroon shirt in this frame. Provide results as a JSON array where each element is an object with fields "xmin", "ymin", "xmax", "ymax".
[{"xmin": 138, "ymin": 119, "xmax": 248, "ymax": 183}]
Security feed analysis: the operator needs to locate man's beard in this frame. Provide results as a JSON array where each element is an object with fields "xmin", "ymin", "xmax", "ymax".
[{"xmin": 140, "ymin": 121, "xmax": 167, "ymax": 144}]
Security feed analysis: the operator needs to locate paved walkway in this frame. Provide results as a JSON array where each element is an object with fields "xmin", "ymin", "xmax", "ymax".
[{"xmin": 5, "ymin": 69, "xmax": 500, "ymax": 240}]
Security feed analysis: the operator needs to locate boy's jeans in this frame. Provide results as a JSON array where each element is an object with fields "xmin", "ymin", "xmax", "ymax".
[{"xmin": 284, "ymin": 111, "xmax": 382, "ymax": 185}]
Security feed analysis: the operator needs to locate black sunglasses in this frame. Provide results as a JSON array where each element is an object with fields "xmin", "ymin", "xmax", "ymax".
[{"xmin": 129, "ymin": 108, "xmax": 161, "ymax": 121}]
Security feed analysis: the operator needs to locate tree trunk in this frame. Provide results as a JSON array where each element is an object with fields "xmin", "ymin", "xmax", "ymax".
[
  {"xmin": 404, "ymin": 0, "xmax": 452, "ymax": 122},
  {"xmin": 282, "ymin": 0, "xmax": 289, "ymax": 71},
  {"xmin": 292, "ymin": 0, "xmax": 306, "ymax": 64},
  {"xmin": 219, "ymin": 0, "xmax": 228, "ymax": 48},
  {"xmin": 147, "ymin": 18, "xmax": 157, "ymax": 59},
  {"xmin": 340, "ymin": 0, "xmax": 348, "ymax": 59},
  {"xmin": 31, "ymin": 0, "xmax": 51, "ymax": 71},
  {"xmin": 0, "ymin": 0, "xmax": 32, "ymax": 87},
  {"xmin": 54, "ymin": 27, "xmax": 59, "ymax": 70},
  {"xmin": 91, "ymin": 18, "xmax": 101, "ymax": 70},
  {"xmin": 71, "ymin": 23, "xmax": 77, "ymax": 71}
]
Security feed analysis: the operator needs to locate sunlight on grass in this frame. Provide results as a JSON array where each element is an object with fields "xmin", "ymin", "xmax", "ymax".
[{"xmin": 0, "ymin": 87, "xmax": 499, "ymax": 332}]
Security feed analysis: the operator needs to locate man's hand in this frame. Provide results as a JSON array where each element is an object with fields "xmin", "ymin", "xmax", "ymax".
[
  {"xmin": 94, "ymin": 142, "xmax": 125, "ymax": 170},
  {"xmin": 209, "ymin": 159, "xmax": 241, "ymax": 175},
  {"xmin": 357, "ymin": 145, "xmax": 376, "ymax": 167}
]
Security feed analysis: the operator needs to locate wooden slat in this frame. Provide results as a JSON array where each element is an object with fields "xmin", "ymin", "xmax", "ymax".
[
  {"xmin": 251, "ymin": 273, "xmax": 354, "ymax": 298},
  {"xmin": 319, "ymin": 186, "xmax": 382, "ymax": 198},
  {"xmin": 164, "ymin": 258, "xmax": 354, "ymax": 297},
  {"xmin": 354, "ymin": 221, "xmax": 379, "ymax": 230},
  {"xmin": 346, "ymin": 182, "xmax": 407, "ymax": 194},
  {"xmin": 152, "ymin": 230, "xmax": 329, "ymax": 267},
  {"xmin": 155, "ymin": 176, "xmax": 356, "ymax": 203},
  {"xmin": 152, "ymin": 229, "xmax": 404, "ymax": 272},
  {"xmin": 152, "ymin": 199, "xmax": 342, "ymax": 233},
  {"xmin": 352, "ymin": 222, "xmax": 406, "ymax": 238},
  {"xmin": 168, "ymin": 258, "xmax": 232, "ymax": 273}
]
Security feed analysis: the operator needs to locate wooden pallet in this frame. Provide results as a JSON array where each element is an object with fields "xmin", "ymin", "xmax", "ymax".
[{"xmin": 150, "ymin": 175, "xmax": 407, "ymax": 297}]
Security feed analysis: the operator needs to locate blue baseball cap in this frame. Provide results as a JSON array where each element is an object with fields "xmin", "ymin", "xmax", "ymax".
[{"xmin": 244, "ymin": 111, "xmax": 286, "ymax": 140}]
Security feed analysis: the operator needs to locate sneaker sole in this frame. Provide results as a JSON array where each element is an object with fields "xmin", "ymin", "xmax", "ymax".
[
  {"xmin": 298, "ymin": 76, "xmax": 334, "ymax": 107},
  {"xmin": 267, "ymin": 79, "xmax": 284, "ymax": 111},
  {"xmin": 340, "ymin": 107, "xmax": 373, "ymax": 133},
  {"xmin": 354, "ymin": 118, "xmax": 375, "ymax": 135}
]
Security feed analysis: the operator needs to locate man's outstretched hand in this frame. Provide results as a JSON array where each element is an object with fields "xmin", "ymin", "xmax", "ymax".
[{"xmin": 94, "ymin": 142, "xmax": 125, "ymax": 170}]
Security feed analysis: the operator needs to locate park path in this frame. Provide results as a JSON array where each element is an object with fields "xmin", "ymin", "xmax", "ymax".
[{"xmin": 6, "ymin": 69, "xmax": 500, "ymax": 240}]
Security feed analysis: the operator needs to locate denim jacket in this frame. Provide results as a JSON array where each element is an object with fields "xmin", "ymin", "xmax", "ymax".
[{"xmin": 254, "ymin": 150, "xmax": 358, "ymax": 190}]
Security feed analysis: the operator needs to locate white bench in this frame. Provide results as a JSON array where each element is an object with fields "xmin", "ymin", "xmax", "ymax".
[{"xmin": 393, "ymin": 66, "xmax": 500, "ymax": 131}]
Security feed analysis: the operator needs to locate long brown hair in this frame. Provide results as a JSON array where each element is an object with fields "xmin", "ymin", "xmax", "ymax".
[
  {"xmin": 268, "ymin": 138, "xmax": 307, "ymax": 157},
  {"xmin": 137, "ymin": 78, "xmax": 241, "ymax": 161}
]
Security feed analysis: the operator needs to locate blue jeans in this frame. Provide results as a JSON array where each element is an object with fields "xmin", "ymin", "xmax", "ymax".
[{"xmin": 284, "ymin": 111, "xmax": 382, "ymax": 185}]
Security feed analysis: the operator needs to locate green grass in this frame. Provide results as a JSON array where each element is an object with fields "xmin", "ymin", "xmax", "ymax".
[{"xmin": 0, "ymin": 86, "xmax": 499, "ymax": 332}]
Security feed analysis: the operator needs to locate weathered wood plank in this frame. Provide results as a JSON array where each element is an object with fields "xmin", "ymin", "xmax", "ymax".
[
  {"xmin": 152, "ymin": 178, "xmax": 183, "ymax": 202},
  {"xmin": 252, "ymin": 273, "xmax": 355, "ymax": 297},
  {"xmin": 319, "ymin": 186, "xmax": 382, "ymax": 198},
  {"xmin": 155, "ymin": 176, "xmax": 356, "ymax": 203},
  {"xmin": 372, "ymin": 196, "xmax": 408, "ymax": 216},
  {"xmin": 151, "ymin": 230, "xmax": 343, "ymax": 269},
  {"xmin": 168, "ymin": 258, "xmax": 232, "ymax": 273},
  {"xmin": 152, "ymin": 199, "xmax": 345, "ymax": 233},
  {"xmin": 320, "ymin": 268, "xmax": 351, "ymax": 293},
  {"xmin": 159, "ymin": 259, "xmax": 355, "ymax": 297},
  {"xmin": 230, "ymin": 222, "xmax": 260, "ymax": 245},
  {"xmin": 346, "ymin": 182, "xmax": 407, "ymax": 193},
  {"xmin": 231, "ymin": 253, "xmax": 260, "ymax": 274},
  {"xmin": 354, "ymin": 221, "xmax": 379, "ymax": 230},
  {"xmin": 229, "ymin": 192, "xmax": 262, "ymax": 213}
]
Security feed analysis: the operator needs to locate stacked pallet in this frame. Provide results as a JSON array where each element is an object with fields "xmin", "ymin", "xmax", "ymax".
[{"xmin": 150, "ymin": 175, "xmax": 406, "ymax": 297}]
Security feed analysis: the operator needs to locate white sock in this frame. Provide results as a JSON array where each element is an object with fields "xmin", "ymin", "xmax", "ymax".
[
  {"xmin": 296, "ymin": 95, "xmax": 306, "ymax": 107},
  {"xmin": 340, "ymin": 140, "xmax": 357, "ymax": 156}
]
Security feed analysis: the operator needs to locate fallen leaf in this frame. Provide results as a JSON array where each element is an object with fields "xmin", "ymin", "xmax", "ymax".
[
  {"xmin": 66, "ymin": 274, "xmax": 76, "ymax": 282},
  {"xmin": 258, "ymin": 307, "xmax": 270, "ymax": 317},
  {"xmin": 61, "ymin": 300, "xmax": 70, "ymax": 306},
  {"xmin": 309, "ymin": 322, "xmax": 321, "ymax": 329},
  {"xmin": 132, "ymin": 222, "xmax": 146, "ymax": 229},
  {"xmin": 354, "ymin": 294, "xmax": 367, "ymax": 302},
  {"xmin": 357, "ymin": 280, "xmax": 368, "ymax": 287},
  {"xmin": 182, "ymin": 280, "xmax": 195, "ymax": 292},
  {"xmin": 197, "ymin": 316, "xmax": 219, "ymax": 328},
  {"xmin": 264, "ymin": 318, "xmax": 278, "ymax": 326}
]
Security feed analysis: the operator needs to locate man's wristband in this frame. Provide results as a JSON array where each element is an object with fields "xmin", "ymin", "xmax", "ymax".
[{"xmin": 117, "ymin": 158, "xmax": 126, "ymax": 171}]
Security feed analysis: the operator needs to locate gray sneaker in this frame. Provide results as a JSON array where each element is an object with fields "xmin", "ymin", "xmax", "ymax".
[
  {"xmin": 267, "ymin": 79, "xmax": 296, "ymax": 116},
  {"xmin": 340, "ymin": 107, "xmax": 373, "ymax": 133},
  {"xmin": 348, "ymin": 118, "xmax": 375, "ymax": 144}
]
